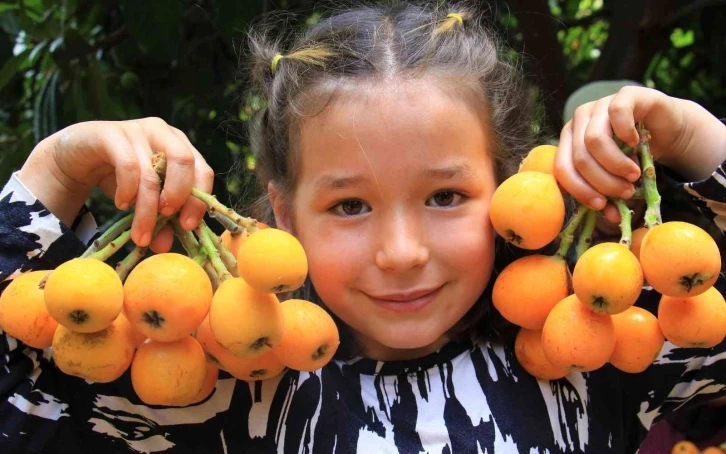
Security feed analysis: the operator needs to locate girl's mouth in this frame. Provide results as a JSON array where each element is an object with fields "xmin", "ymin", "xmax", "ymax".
[{"xmin": 367, "ymin": 286, "xmax": 443, "ymax": 313}]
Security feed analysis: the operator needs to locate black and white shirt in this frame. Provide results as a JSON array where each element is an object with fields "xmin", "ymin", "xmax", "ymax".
[{"xmin": 1, "ymin": 166, "xmax": 725, "ymax": 454}]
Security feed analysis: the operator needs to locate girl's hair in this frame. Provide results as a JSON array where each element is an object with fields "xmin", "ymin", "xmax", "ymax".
[{"xmin": 243, "ymin": 1, "xmax": 538, "ymax": 358}]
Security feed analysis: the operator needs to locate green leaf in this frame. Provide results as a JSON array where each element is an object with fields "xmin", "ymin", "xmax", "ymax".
[
  {"xmin": 28, "ymin": 39, "xmax": 48, "ymax": 63},
  {"xmin": 0, "ymin": 48, "xmax": 30, "ymax": 93},
  {"xmin": 70, "ymin": 66, "xmax": 92, "ymax": 122},
  {"xmin": 0, "ymin": 4, "xmax": 18, "ymax": 14},
  {"xmin": 670, "ymin": 28, "xmax": 694, "ymax": 48},
  {"xmin": 86, "ymin": 58, "xmax": 117, "ymax": 120},
  {"xmin": 33, "ymin": 68, "xmax": 60, "ymax": 143},
  {"xmin": 0, "ymin": 10, "xmax": 20, "ymax": 35},
  {"xmin": 120, "ymin": 0, "xmax": 182, "ymax": 60}
]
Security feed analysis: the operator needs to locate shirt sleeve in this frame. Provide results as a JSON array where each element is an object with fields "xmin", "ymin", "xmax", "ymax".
[
  {"xmin": 1, "ymin": 171, "xmax": 98, "ymax": 398},
  {"xmin": 624, "ymin": 159, "xmax": 726, "ymax": 431}
]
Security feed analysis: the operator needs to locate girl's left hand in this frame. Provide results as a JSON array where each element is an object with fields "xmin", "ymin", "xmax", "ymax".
[{"xmin": 554, "ymin": 86, "xmax": 726, "ymax": 224}]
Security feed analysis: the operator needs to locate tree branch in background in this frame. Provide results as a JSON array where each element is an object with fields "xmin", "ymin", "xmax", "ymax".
[
  {"xmin": 90, "ymin": 25, "xmax": 128, "ymax": 54},
  {"xmin": 659, "ymin": 0, "xmax": 726, "ymax": 27},
  {"xmin": 505, "ymin": 0, "xmax": 575, "ymax": 133},
  {"xmin": 559, "ymin": 8, "xmax": 610, "ymax": 28}
]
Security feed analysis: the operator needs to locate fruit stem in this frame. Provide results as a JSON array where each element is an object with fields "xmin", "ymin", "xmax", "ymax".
[
  {"xmin": 575, "ymin": 209, "xmax": 598, "ymax": 259},
  {"xmin": 208, "ymin": 229, "xmax": 240, "ymax": 277},
  {"xmin": 170, "ymin": 218, "xmax": 221, "ymax": 290},
  {"xmin": 90, "ymin": 230, "xmax": 132, "ymax": 261},
  {"xmin": 112, "ymin": 215, "xmax": 169, "ymax": 277},
  {"xmin": 196, "ymin": 221, "xmax": 232, "ymax": 282},
  {"xmin": 210, "ymin": 212, "xmax": 243, "ymax": 235},
  {"xmin": 86, "ymin": 214, "xmax": 168, "ymax": 262},
  {"xmin": 170, "ymin": 218, "xmax": 203, "ymax": 263},
  {"xmin": 81, "ymin": 212, "xmax": 133, "ymax": 258},
  {"xmin": 636, "ymin": 123, "xmax": 662, "ymax": 228},
  {"xmin": 191, "ymin": 188, "xmax": 259, "ymax": 234},
  {"xmin": 611, "ymin": 198, "xmax": 633, "ymax": 248},
  {"xmin": 152, "ymin": 151, "xmax": 256, "ymax": 234},
  {"xmin": 115, "ymin": 246, "xmax": 148, "ymax": 281},
  {"xmin": 556, "ymin": 205, "xmax": 590, "ymax": 259}
]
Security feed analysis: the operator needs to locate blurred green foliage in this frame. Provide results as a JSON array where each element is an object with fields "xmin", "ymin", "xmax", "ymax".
[{"xmin": 0, "ymin": 0, "xmax": 724, "ymax": 226}]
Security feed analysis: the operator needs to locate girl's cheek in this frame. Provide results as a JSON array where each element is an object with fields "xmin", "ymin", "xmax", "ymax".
[{"xmin": 304, "ymin": 229, "xmax": 370, "ymax": 281}]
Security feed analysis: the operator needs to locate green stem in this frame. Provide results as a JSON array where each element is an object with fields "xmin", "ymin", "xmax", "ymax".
[
  {"xmin": 196, "ymin": 222, "xmax": 232, "ymax": 282},
  {"xmin": 170, "ymin": 218, "xmax": 221, "ymax": 290},
  {"xmin": 556, "ymin": 205, "xmax": 590, "ymax": 259},
  {"xmin": 81, "ymin": 212, "xmax": 133, "ymax": 258},
  {"xmin": 191, "ymin": 187, "xmax": 259, "ymax": 234},
  {"xmin": 113, "ymin": 216, "xmax": 170, "ymax": 278},
  {"xmin": 87, "ymin": 215, "xmax": 168, "ymax": 262},
  {"xmin": 210, "ymin": 212, "xmax": 243, "ymax": 235},
  {"xmin": 90, "ymin": 230, "xmax": 132, "ymax": 262},
  {"xmin": 203, "ymin": 261, "xmax": 221, "ymax": 291},
  {"xmin": 208, "ymin": 229, "xmax": 240, "ymax": 278},
  {"xmin": 636, "ymin": 124, "xmax": 662, "ymax": 228},
  {"xmin": 171, "ymin": 218, "xmax": 202, "ymax": 259},
  {"xmin": 115, "ymin": 246, "xmax": 148, "ymax": 281},
  {"xmin": 575, "ymin": 209, "xmax": 598, "ymax": 259},
  {"xmin": 612, "ymin": 198, "xmax": 633, "ymax": 248}
]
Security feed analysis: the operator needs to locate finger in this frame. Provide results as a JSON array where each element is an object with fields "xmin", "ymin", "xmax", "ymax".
[
  {"xmin": 149, "ymin": 224, "xmax": 175, "ymax": 253},
  {"xmin": 123, "ymin": 124, "xmax": 160, "ymax": 247},
  {"xmin": 585, "ymin": 98, "xmax": 641, "ymax": 182},
  {"xmin": 97, "ymin": 126, "xmax": 140, "ymax": 211},
  {"xmin": 171, "ymin": 128, "xmax": 215, "ymax": 231},
  {"xmin": 554, "ymin": 120, "xmax": 607, "ymax": 210},
  {"xmin": 608, "ymin": 86, "xmax": 676, "ymax": 149},
  {"xmin": 138, "ymin": 118, "xmax": 195, "ymax": 217},
  {"xmin": 572, "ymin": 105, "xmax": 635, "ymax": 199},
  {"xmin": 602, "ymin": 203, "xmax": 621, "ymax": 225}
]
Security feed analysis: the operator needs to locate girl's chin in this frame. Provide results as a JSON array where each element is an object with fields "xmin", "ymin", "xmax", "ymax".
[{"xmin": 356, "ymin": 328, "xmax": 451, "ymax": 361}]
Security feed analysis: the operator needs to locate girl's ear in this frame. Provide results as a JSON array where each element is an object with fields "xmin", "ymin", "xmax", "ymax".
[{"xmin": 268, "ymin": 181, "xmax": 293, "ymax": 233}]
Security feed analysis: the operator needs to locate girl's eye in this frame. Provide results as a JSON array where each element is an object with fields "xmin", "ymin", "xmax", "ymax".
[
  {"xmin": 427, "ymin": 190, "xmax": 464, "ymax": 208},
  {"xmin": 332, "ymin": 200, "xmax": 370, "ymax": 217}
]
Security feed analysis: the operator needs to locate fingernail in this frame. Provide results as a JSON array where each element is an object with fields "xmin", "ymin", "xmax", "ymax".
[
  {"xmin": 590, "ymin": 197, "xmax": 606, "ymax": 209},
  {"xmin": 139, "ymin": 232, "xmax": 151, "ymax": 246},
  {"xmin": 621, "ymin": 187, "xmax": 635, "ymax": 199},
  {"xmin": 118, "ymin": 201, "xmax": 129, "ymax": 211},
  {"xmin": 184, "ymin": 216, "xmax": 199, "ymax": 230},
  {"xmin": 160, "ymin": 205, "xmax": 175, "ymax": 216},
  {"xmin": 627, "ymin": 172, "xmax": 640, "ymax": 182}
]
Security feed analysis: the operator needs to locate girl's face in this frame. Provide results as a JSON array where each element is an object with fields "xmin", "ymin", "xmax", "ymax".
[{"xmin": 277, "ymin": 79, "xmax": 497, "ymax": 361}]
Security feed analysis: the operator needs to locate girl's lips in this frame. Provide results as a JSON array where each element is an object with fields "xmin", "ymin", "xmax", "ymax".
[{"xmin": 367, "ymin": 286, "xmax": 443, "ymax": 313}]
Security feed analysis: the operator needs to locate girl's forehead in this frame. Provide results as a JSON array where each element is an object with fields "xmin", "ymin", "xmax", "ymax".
[
  {"xmin": 294, "ymin": 80, "xmax": 494, "ymax": 178},
  {"xmin": 299, "ymin": 79, "xmax": 488, "ymax": 152}
]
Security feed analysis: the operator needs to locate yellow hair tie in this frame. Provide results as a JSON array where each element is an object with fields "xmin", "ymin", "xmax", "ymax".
[
  {"xmin": 270, "ymin": 54, "xmax": 284, "ymax": 75},
  {"xmin": 447, "ymin": 12, "xmax": 464, "ymax": 26}
]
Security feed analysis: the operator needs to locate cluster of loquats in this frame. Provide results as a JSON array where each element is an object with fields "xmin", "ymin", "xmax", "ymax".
[
  {"xmin": 0, "ymin": 153, "xmax": 340, "ymax": 407},
  {"xmin": 671, "ymin": 441, "xmax": 726, "ymax": 454},
  {"xmin": 490, "ymin": 131, "xmax": 726, "ymax": 381}
]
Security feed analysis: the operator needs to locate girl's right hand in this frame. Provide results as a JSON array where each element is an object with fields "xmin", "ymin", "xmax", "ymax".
[{"xmin": 17, "ymin": 118, "xmax": 214, "ymax": 249}]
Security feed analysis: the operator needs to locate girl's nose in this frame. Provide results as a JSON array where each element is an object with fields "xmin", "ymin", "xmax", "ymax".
[{"xmin": 374, "ymin": 213, "xmax": 430, "ymax": 272}]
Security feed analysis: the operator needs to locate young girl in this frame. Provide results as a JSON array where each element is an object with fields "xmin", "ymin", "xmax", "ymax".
[{"xmin": 1, "ymin": 3, "xmax": 725, "ymax": 453}]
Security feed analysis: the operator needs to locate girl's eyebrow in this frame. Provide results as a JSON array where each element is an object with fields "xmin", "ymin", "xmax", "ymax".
[
  {"xmin": 314, "ymin": 164, "xmax": 476, "ymax": 192},
  {"xmin": 423, "ymin": 163, "xmax": 476, "ymax": 180},
  {"xmin": 315, "ymin": 174, "xmax": 366, "ymax": 191}
]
